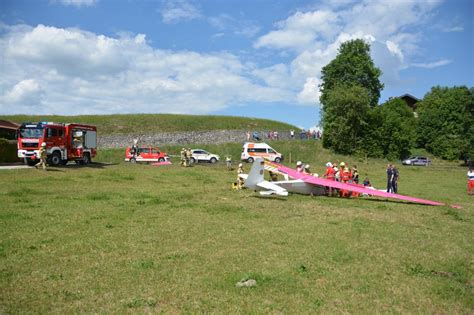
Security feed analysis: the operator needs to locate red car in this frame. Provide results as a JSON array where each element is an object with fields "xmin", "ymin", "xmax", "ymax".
[{"xmin": 125, "ymin": 146, "xmax": 169, "ymax": 163}]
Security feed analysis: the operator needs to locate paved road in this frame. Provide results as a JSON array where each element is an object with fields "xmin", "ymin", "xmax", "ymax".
[{"xmin": 0, "ymin": 165, "xmax": 32, "ymax": 170}]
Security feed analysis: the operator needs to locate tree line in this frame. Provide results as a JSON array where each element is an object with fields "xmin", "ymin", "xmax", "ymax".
[{"xmin": 319, "ymin": 39, "xmax": 473, "ymax": 163}]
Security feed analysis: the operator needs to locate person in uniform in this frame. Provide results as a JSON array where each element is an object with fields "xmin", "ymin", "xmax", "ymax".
[
  {"xmin": 185, "ymin": 148, "xmax": 192, "ymax": 167},
  {"xmin": 36, "ymin": 142, "xmax": 47, "ymax": 170},
  {"xmin": 180, "ymin": 148, "xmax": 186, "ymax": 166},
  {"xmin": 226, "ymin": 155, "xmax": 232, "ymax": 170}
]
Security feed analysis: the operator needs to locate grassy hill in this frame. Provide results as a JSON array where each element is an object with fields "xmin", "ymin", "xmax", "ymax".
[
  {"xmin": 1, "ymin": 140, "xmax": 472, "ymax": 313},
  {"xmin": 0, "ymin": 114, "xmax": 299, "ymax": 135}
]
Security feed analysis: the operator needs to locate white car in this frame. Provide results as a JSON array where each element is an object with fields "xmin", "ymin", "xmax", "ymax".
[{"xmin": 191, "ymin": 149, "xmax": 220, "ymax": 164}]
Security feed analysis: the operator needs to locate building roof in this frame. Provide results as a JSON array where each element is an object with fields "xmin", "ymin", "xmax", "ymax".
[
  {"xmin": 399, "ymin": 93, "xmax": 420, "ymax": 102},
  {"xmin": 0, "ymin": 120, "xmax": 20, "ymax": 130}
]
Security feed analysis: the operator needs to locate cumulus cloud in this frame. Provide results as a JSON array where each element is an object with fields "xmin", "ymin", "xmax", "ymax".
[
  {"xmin": 161, "ymin": 0, "xmax": 201, "ymax": 24},
  {"xmin": 3, "ymin": 79, "xmax": 44, "ymax": 106},
  {"xmin": 53, "ymin": 0, "xmax": 98, "ymax": 7},
  {"xmin": 0, "ymin": 24, "xmax": 293, "ymax": 115},
  {"xmin": 254, "ymin": 0, "xmax": 446, "ymax": 105}
]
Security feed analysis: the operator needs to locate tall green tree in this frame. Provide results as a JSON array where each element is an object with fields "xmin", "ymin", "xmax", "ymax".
[
  {"xmin": 320, "ymin": 39, "xmax": 384, "ymax": 107},
  {"xmin": 322, "ymin": 85, "xmax": 371, "ymax": 155},
  {"xmin": 416, "ymin": 86, "xmax": 473, "ymax": 161},
  {"xmin": 362, "ymin": 98, "xmax": 416, "ymax": 160}
]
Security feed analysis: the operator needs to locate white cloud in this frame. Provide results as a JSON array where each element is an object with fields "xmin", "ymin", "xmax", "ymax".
[
  {"xmin": 411, "ymin": 59, "xmax": 452, "ymax": 69},
  {"xmin": 208, "ymin": 14, "xmax": 260, "ymax": 38},
  {"xmin": 254, "ymin": 10, "xmax": 339, "ymax": 51},
  {"xmin": 385, "ymin": 40, "xmax": 404, "ymax": 61},
  {"xmin": 0, "ymin": 24, "xmax": 293, "ymax": 115},
  {"xmin": 53, "ymin": 0, "xmax": 97, "ymax": 7},
  {"xmin": 297, "ymin": 77, "xmax": 321, "ymax": 104},
  {"xmin": 161, "ymin": 0, "xmax": 201, "ymax": 24},
  {"xmin": 442, "ymin": 26, "xmax": 464, "ymax": 32},
  {"xmin": 3, "ymin": 79, "xmax": 44, "ymax": 106},
  {"xmin": 254, "ymin": 0, "xmax": 446, "ymax": 105}
]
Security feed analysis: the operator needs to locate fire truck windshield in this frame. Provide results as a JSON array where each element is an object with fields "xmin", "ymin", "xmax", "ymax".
[{"xmin": 19, "ymin": 128, "xmax": 44, "ymax": 138}]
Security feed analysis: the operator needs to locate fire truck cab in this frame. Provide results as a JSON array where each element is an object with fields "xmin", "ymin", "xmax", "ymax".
[{"xmin": 17, "ymin": 122, "xmax": 97, "ymax": 166}]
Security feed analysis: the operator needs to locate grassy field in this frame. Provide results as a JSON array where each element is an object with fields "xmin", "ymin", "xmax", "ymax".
[
  {"xmin": 1, "ymin": 141, "xmax": 472, "ymax": 313},
  {"xmin": 0, "ymin": 114, "xmax": 298, "ymax": 135}
]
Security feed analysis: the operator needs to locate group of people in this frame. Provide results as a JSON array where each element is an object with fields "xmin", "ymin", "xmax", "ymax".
[
  {"xmin": 322, "ymin": 162, "xmax": 359, "ymax": 184},
  {"xmin": 295, "ymin": 161, "xmax": 316, "ymax": 176},
  {"xmin": 180, "ymin": 148, "xmax": 193, "ymax": 167},
  {"xmin": 386, "ymin": 164, "xmax": 399, "ymax": 193},
  {"xmin": 232, "ymin": 163, "xmax": 245, "ymax": 189}
]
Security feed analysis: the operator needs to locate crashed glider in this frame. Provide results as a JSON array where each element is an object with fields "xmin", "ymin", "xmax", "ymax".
[{"xmin": 242, "ymin": 158, "xmax": 444, "ymax": 206}]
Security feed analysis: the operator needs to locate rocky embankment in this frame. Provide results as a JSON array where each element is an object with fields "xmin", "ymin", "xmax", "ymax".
[{"xmin": 98, "ymin": 130, "xmax": 293, "ymax": 148}]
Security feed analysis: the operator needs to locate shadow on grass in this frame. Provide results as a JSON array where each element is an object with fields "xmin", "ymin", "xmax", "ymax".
[{"xmin": 61, "ymin": 162, "xmax": 118, "ymax": 170}]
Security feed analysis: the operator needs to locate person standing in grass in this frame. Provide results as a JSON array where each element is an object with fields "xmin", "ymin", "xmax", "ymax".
[
  {"xmin": 468, "ymin": 167, "xmax": 474, "ymax": 195},
  {"xmin": 35, "ymin": 142, "xmax": 47, "ymax": 171},
  {"xmin": 392, "ymin": 166, "xmax": 399, "ymax": 193},
  {"xmin": 226, "ymin": 155, "xmax": 232, "ymax": 170},
  {"xmin": 386, "ymin": 164, "xmax": 393, "ymax": 193}
]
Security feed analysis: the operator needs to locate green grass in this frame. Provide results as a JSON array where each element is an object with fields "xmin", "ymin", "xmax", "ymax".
[
  {"xmin": 1, "ymin": 141, "xmax": 472, "ymax": 313},
  {"xmin": 0, "ymin": 114, "xmax": 298, "ymax": 135}
]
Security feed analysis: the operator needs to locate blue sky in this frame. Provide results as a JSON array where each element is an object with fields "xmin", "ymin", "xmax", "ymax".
[{"xmin": 0, "ymin": 0, "xmax": 472, "ymax": 129}]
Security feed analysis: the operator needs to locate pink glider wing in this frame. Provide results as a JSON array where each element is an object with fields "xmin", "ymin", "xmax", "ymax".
[{"xmin": 268, "ymin": 162, "xmax": 444, "ymax": 206}]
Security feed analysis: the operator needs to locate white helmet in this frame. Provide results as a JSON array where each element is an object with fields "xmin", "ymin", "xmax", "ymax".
[
  {"xmin": 296, "ymin": 161, "xmax": 302, "ymax": 166},
  {"xmin": 238, "ymin": 163, "xmax": 243, "ymax": 167},
  {"xmin": 305, "ymin": 164, "xmax": 310, "ymax": 169},
  {"xmin": 326, "ymin": 162, "xmax": 332, "ymax": 167},
  {"xmin": 41, "ymin": 142, "xmax": 46, "ymax": 147}
]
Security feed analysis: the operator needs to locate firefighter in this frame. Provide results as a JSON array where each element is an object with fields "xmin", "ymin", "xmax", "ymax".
[
  {"xmin": 180, "ymin": 148, "xmax": 186, "ymax": 166},
  {"xmin": 130, "ymin": 142, "xmax": 138, "ymax": 161},
  {"xmin": 36, "ymin": 142, "xmax": 47, "ymax": 171},
  {"xmin": 296, "ymin": 161, "xmax": 303, "ymax": 172},
  {"xmin": 303, "ymin": 164, "xmax": 312, "ymax": 175},
  {"xmin": 235, "ymin": 163, "xmax": 245, "ymax": 189},
  {"xmin": 226, "ymin": 155, "xmax": 232, "ymax": 170},
  {"xmin": 269, "ymin": 171, "xmax": 278, "ymax": 181},
  {"xmin": 340, "ymin": 164, "xmax": 351, "ymax": 197},
  {"xmin": 352, "ymin": 165, "xmax": 359, "ymax": 184},
  {"xmin": 185, "ymin": 148, "xmax": 193, "ymax": 167},
  {"xmin": 323, "ymin": 162, "xmax": 335, "ymax": 196}
]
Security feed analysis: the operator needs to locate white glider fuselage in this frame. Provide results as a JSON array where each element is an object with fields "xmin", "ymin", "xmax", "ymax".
[{"xmin": 241, "ymin": 158, "xmax": 325, "ymax": 196}]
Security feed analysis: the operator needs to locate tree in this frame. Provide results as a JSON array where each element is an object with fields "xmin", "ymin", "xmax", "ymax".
[
  {"xmin": 321, "ymin": 85, "xmax": 371, "ymax": 155},
  {"xmin": 365, "ymin": 98, "xmax": 416, "ymax": 160},
  {"xmin": 320, "ymin": 39, "xmax": 384, "ymax": 107},
  {"xmin": 416, "ymin": 86, "xmax": 473, "ymax": 161}
]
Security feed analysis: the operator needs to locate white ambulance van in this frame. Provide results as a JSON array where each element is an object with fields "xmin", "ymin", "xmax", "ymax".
[{"xmin": 241, "ymin": 142, "xmax": 283, "ymax": 163}]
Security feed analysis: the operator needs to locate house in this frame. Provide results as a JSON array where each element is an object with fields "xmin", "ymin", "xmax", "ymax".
[
  {"xmin": 0, "ymin": 119, "xmax": 20, "ymax": 140},
  {"xmin": 398, "ymin": 93, "xmax": 420, "ymax": 112}
]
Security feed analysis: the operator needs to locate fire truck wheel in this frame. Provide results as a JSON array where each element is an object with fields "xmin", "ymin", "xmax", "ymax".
[
  {"xmin": 130, "ymin": 157, "xmax": 137, "ymax": 163},
  {"xmin": 158, "ymin": 157, "xmax": 165, "ymax": 162},
  {"xmin": 247, "ymin": 157, "xmax": 254, "ymax": 163},
  {"xmin": 82, "ymin": 153, "xmax": 91, "ymax": 165},
  {"xmin": 49, "ymin": 152, "xmax": 62, "ymax": 166}
]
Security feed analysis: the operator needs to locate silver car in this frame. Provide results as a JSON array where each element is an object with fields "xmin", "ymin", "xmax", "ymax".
[{"xmin": 402, "ymin": 156, "xmax": 431, "ymax": 166}]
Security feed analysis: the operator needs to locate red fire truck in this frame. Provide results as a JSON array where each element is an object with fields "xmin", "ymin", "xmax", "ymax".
[{"xmin": 17, "ymin": 122, "xmax": 97, "ymax": 166}]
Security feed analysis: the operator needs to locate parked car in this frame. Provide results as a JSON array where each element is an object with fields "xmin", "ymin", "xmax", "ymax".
[
  {"xmin": 402, "ymin": 156, "xmax": 431, "ymax": 166},
  {"xmin": 125, "ymin": 146, "xmax": 169, "ymax": 163},
  {"xmin": 190, "ymin": 149, "xmax": 219, "ymax": 164}
]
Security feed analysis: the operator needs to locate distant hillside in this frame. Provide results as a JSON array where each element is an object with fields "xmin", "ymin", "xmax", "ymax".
[{"xmin": 0, "ymin": 114, "xmax": 298, "ymax": 136}]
